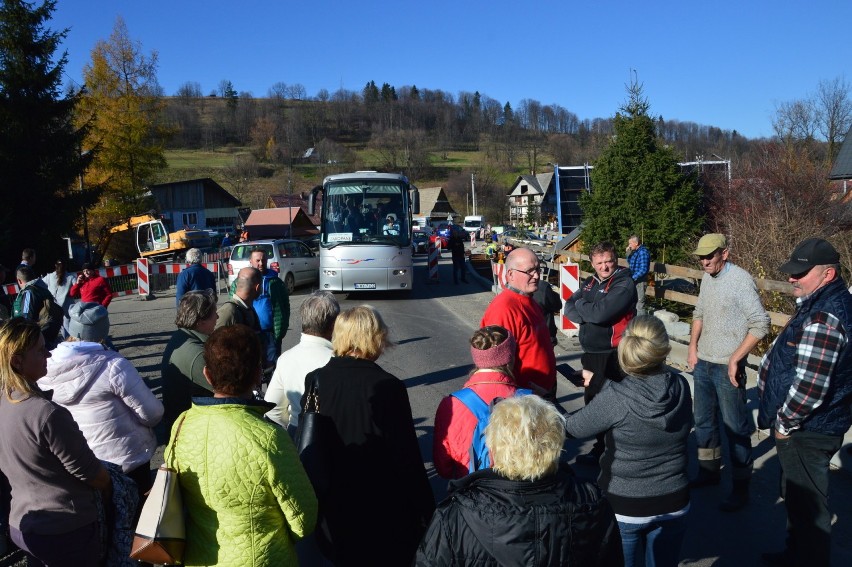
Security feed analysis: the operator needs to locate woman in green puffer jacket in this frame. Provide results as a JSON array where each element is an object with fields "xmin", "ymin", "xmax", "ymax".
[{"xmin": 167, "ymin": 324, "xmax": 317, "ymax": 566}]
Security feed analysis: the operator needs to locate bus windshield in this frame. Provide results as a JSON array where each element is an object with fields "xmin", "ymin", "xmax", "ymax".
[{"xmin": 321, "ymin": 180, "xmax": 410, "ymax": 246}]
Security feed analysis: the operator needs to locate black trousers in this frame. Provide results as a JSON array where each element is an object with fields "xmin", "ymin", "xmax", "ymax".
[{"xmin": 580, "ymin": 350, "xmax": 623, "ymax": 453}]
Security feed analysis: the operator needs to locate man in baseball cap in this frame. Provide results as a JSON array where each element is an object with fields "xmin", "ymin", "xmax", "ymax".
[
  {"xmin": 687, "ymin": 233, "xmax": 769, "ymax": 512},
  {"xmin": 758, "ymin": 238, "xmax": 852, "ymax": 566}
]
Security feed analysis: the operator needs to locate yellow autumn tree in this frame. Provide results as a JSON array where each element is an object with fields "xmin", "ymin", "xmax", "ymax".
[{"xmin": 76, "ymin": 16, "xmax": 169, "ymax": 231}]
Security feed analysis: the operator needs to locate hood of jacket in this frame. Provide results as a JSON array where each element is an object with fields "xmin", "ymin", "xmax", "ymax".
[
  {"xmin": 612, "ymin": 371, "xmax": 690, "ymax": 432},
  {"xmin": 39, "ymin": 341, "xmax": 117, "ymax": 405}
]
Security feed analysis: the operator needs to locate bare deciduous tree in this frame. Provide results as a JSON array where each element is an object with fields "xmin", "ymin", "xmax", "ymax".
[
  {"xmin": 707, "ymin": 142, "xmax": 852, "ymax": 310},
  {"xmin": 814, "ymin": 76, "xmax": 852, "ymax": 161}
]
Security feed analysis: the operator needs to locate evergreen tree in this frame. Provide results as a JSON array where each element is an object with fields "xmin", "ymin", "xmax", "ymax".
[
  {"xmin": 77, "ymin": 16, "xmax": 167, "ymax": 230},
  {"xmin": 0, "ymin": 0, "xmax": 97, "ymax": 266},
  {"xmin": 581, "ymin": 80, "xmax": 703, "ymax": 264}
]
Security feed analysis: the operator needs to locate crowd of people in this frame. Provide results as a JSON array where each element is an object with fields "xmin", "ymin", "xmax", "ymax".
[{"xmin": 0, "ymin": 233, "xmax": 849, "ymax": 566}]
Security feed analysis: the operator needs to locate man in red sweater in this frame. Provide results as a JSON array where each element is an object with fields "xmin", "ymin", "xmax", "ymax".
[
  {"xmin": 481, "ymin": 247, "xmax": 556, "ymax": 398},
  {"xmin": 69, "ymin": 263, "xmax": 112, "ymax": 307}
]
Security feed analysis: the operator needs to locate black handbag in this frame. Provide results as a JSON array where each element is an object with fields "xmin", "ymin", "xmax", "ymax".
[{"xmin": 297, "ymin": 375, "xmax": 334, "ymax": 500}]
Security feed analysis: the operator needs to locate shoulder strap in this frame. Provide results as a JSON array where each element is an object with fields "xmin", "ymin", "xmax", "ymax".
[{"xmin": 451, "ymin": 387, "xmax": 489, "ymax": 420}]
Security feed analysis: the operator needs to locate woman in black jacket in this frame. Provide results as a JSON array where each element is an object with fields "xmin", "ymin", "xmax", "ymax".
[
  {"xmin": 416, "ymin": 394, "xmax": 623, "ymax": 566},
  {"xmin": 302, "ymin": 305, "xmax": 434, "ymax": 566}
]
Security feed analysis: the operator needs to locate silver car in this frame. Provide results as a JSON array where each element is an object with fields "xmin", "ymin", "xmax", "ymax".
[{"xmin": 227, "ymin": 239, "xmax": 319, "ymax": 294}]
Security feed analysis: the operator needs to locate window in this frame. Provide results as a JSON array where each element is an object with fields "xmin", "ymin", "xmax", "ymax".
[{"xmin": 181, "ymin": 212, "xmax": 198, "ymax": 227}]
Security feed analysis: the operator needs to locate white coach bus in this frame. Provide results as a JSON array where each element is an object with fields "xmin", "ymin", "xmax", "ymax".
[{"xmin": 308, "ymin": 172, "xmax": 420, "ymax": 292}]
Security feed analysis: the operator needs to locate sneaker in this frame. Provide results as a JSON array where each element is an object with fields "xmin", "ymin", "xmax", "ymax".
[{"xmin": 574, "ymin": 452, "xmax": 601, "ymax": 467}]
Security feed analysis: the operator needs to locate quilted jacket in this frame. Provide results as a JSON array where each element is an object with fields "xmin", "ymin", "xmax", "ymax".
[
  {"xmin": 416, "ymin": 465, "xmax": 623, "ymax": 566},
  {"xmin": 167, "ymin": 397, "xmax": 317, "ymax": 567},
  {"xmin": 39, "ymin": 341, "xmax": 163, "ymax": 473}
]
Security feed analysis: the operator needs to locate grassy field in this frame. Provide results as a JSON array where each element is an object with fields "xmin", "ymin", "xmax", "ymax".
[{"xmin": 165, "ymin": 148, "xmax": 250, "ymax": 170}]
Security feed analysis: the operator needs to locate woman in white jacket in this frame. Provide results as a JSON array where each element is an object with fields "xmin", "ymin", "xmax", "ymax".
[{"xmin": 38, "ymin": 302, "xmax": 164, "ymax": 496}]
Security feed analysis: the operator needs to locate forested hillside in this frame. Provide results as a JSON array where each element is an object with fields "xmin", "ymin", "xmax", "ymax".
[{"xmin": 152, "ymin": 86, "xmax": 758, "ymax": 221}]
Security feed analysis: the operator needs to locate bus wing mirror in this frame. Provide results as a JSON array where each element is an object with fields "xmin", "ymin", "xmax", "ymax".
[
  {"xmin": 308, "ymin": 185, "xmax": 321, "ymax": 216},
  {"xmin": 411, "ymin": 186, "xmax": 420, "ymax": 215}
]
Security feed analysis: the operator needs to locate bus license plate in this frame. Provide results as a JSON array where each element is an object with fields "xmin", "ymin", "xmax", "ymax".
[{"xmin": 354, "ymin": 283, "xmax": 376, "ymax": 289}]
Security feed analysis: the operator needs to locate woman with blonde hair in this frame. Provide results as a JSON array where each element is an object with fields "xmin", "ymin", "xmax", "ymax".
[
  {"xmin": 0, "ymin": 318, "xmax": 112, "ymax": 565},
  {"xmin": 565, "ymin": 315, "xmax": 693, "ymax": 567},
  {"xmin": 433, "ymin": 325, "xmax": 521, "ymax": 479},
  {"xmin": 417, "ymin": 395, "xmax": 622, "ymax": 565},
  {"xmin": 301, "ymin": 305, "xmax": 434, "ymax": 566}
]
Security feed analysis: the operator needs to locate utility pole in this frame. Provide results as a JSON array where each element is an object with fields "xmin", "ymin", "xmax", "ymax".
[{"xmin": 471, "ymin": 173, "xmax": 477, "ymax": 216}]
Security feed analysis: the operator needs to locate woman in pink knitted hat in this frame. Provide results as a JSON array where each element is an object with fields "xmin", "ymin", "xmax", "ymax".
[{"xmin": 433, "ymin": 325, "xmax": 522, "ymax": 479}]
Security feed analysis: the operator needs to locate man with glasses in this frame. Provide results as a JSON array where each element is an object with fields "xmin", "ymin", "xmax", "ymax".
[
  {"xmin": 564, "ymin": 241, "xmax": 637, "ymax": 466},
  {"xmin": 480, "ymin": 248, "xmax": 556, "ymax": 399},
  {"xmin": 687, "ymin": 233, "xmax": 769, "ymax": 512},
  {"xmin": 758, "ymin": 238, "xmax": 852, "ymax": 567}
]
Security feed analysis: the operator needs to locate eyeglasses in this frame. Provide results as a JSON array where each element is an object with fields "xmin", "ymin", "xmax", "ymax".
[{"xmin": 510, "ymin": 266, "xmax": 541, "ymax": 278}]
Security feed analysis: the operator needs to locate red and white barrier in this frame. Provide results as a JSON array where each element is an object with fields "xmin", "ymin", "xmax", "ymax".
[
  {"xmin": 427, "ymin": 241, "xmax": 440, "ymax": 284},
  {"xmin": 4, "ymin": 260, "xmax": 220, "ymax": 302},
  {"xmin": 136, "ymin": 258, "xmax": 150, "ymax": 298},
  {"xmin": 491, "ymin": 261, "xmax": 508, "ymax": 291},
  {"xmin": 559, "ymin": 261, "xmax": 580, "ymax": 337}
]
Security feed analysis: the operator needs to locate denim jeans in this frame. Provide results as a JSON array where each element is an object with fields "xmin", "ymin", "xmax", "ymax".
[
  {"xmin": 260, "ymin": 330, "xmax": 281, "ymax": 368},
  {"xmin": 617, "ymin": 513, "xmax": 688, "ymax": 567},
  {"xmin": 775, "ymin": 430, "xmax": 842, "ymax": 567},
  {"xmin": 692, "ymin": 359, "xmax": 754, "ymax": 471}
]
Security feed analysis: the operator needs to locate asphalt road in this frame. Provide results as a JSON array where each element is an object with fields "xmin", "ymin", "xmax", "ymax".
[{"xmin": 104, "ymin": 252, "xmax": 852, "ymax": 567}]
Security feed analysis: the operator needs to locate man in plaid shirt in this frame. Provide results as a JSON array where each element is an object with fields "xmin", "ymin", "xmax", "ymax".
[
  {"xmin": 758, "ymin": 238, "xmax": 852, "ymax": 567},
  {"xmin": 626, "ymin": 236, "xmax": 650, "ymax": 314}
]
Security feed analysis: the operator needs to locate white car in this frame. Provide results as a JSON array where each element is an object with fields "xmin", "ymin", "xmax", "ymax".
[{"xmin": 227, "ymin": 239, "xmax": 319, "ymax": 294}]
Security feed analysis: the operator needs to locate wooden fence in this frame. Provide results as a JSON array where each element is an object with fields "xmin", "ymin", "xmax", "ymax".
[{"xmin": 511, "ymin": 239, "xmax": 794, "ymax": 327}]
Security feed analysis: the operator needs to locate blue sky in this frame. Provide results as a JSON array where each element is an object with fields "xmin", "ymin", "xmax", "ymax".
[{"xmin": 51, "ymin": 0, "xmax": 852, "ymax": 140}]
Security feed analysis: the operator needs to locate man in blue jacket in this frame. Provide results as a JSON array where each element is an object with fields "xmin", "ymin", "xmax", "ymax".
[
  {"xmin": 248, "ymin": 249, "xmax": 290, "ymax": 371},
  {"xmin": 175, "ymin": 248, "xmax": 218, "ymax": 305},
  {"xmin": 758, "ymin": 238, "xmax": 852, "ymax": 567}
]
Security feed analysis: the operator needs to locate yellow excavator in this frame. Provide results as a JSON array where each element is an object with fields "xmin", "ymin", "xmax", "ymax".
[{"xmin": 94, "ymin": 213, "xmax": 211, "ymax": 264}]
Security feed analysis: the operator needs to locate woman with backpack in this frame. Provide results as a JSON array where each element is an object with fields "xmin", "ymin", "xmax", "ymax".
[{"xmin": 433, "ymin": 325, "xmax": 521, "ymax": 479}]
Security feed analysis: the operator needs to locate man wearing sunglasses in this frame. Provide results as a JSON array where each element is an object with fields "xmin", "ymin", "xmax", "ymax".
[
  {"xmin": 758, "ymin": 238, "xmax": 852, "ymax": 567},
  {"xmin": 688, "ymin": 233, "xmax": 769, "ymax": 513},
  {"xmin": 480, "ymin": 247, "xmax": 556, "ymax": 399}
]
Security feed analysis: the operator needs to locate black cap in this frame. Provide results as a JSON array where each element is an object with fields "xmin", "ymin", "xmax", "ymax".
[{"xmin": 779, "ymin": 238, "xmax": 840, "ymax": 274}]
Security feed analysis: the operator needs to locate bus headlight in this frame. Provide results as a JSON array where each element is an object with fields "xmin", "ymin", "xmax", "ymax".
[
  {"xmin": 322, "ymin": 269, "xmax": 338, "ymax": 276},
  {"xmin": 392, "ymin": 269, "xmax": 407, "ymax": 276}
]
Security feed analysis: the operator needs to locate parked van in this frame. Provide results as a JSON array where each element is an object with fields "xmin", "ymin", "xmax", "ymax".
[{"xmin": 463, "ymin": 215, "xmax": 486, "ymax": 234}]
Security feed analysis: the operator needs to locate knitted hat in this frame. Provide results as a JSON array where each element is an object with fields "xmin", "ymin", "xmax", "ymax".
[
  {"xmin": 68, "ymin": 302, "xmax": 110, "ymax": 342},
  {"xmin": 470, "ymin": 331, "xmax": 516, "ymax": 369}
]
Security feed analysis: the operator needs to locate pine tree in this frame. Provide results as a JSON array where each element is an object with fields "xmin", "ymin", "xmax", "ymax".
[
  {"xmin": 76, "ymin": 16, "xmax": 167, "ymax": 230},
  {"xmin": 0, "ymin": 0, "xmax": 96, "ymax": 266},
  {"xmin": 581, "ymin": 80, "xmax": 703, "ymax": 264}
]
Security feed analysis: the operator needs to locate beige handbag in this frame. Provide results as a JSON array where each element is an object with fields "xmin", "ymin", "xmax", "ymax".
[{"xmin": 129, "ymin": 417, "xmax": 187, "ymax": 564}]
